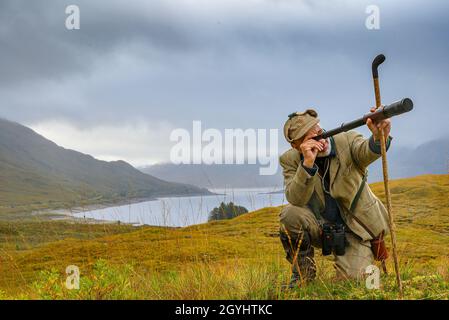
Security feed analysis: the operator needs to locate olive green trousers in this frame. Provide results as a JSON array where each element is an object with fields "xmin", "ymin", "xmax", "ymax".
[{"xmin": 280, "ymin": 204, "xmax": 374, "ymax": 279}]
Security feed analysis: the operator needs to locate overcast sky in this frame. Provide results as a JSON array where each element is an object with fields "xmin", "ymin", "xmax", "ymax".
[{"xmin": 1, "ymin": 0, "xmax": 448, "ymax": 166}]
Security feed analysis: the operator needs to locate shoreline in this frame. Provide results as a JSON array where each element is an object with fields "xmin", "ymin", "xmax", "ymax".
[
  {"xmin": 32, "ymin": 191, "xmax": 215, "ymax": 225},
  {"xmin": 29, "ymin": 187, "xmax": 282, "ymax": 226}
]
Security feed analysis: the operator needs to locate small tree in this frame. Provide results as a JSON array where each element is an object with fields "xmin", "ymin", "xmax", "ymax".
[{"xmin": 208, "ymin": 202, "xmax": 248, "ymax": 221}]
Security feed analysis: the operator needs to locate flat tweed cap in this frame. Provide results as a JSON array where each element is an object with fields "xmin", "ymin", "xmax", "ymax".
[{"xmin": 283, "ymin": 109, "xmax": 319, "ymax": 143}]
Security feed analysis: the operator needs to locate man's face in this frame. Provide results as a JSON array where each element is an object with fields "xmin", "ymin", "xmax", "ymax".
[{"xmin": 292, "ymin": 123, "xmax": 330, "ymax": 156}]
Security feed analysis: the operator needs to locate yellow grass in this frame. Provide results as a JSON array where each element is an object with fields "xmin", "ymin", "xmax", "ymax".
[{"xmin": 0, "ymin": 174, "xmax": 448, "ymax": 299}]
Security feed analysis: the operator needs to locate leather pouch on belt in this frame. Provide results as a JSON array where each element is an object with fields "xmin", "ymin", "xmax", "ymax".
[{"xmin": 370, "ymin": 232, "xmax": 389, "ymax": 261}]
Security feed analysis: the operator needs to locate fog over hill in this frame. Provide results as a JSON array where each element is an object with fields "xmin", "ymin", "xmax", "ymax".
[{"xmin": 141, "ymin": 138, "xmax": 449, "ymax": 188}]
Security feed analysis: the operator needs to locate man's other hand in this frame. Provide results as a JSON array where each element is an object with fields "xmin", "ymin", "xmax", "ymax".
[
  {"xmin": 300, "ymin": 134, "xmax": 325, "ymax": 168},
  {"xmin": 366, "ymin": 106, "xmax": 391, "ymax": 142}
]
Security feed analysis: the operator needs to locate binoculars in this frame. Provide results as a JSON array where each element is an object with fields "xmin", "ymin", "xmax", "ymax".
[{"xmin": 321, "ymin": 223, "xmax": 347, "ymax": 256}]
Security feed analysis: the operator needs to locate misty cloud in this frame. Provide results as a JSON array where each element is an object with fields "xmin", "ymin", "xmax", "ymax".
[{"xmin": 30, "ymin": 119, "xmax": 176, "ymax": 166}]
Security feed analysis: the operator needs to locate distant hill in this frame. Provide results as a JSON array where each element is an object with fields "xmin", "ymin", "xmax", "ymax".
[
  {"xmin": 140, "ymin": 137, "xmax": 449, "ymax": 187},
  {"xmin": 368, "ymin": 137, "xmax": 449, "ymax": 182},
  {"xmin": 0, "ymin": 118, "xmax": 211, "ymax": 214},
  {"xmin": 139, "ymin": 163, "xmax": 284, "ymax": 189}
]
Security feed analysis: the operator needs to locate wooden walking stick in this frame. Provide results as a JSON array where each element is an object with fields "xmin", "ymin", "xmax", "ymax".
[{"xmin": 371, "ymin": 54, "xmax": 404, "ymax": 298}]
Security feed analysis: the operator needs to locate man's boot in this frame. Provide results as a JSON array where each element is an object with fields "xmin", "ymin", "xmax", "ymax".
[{"xmin": 280, "ymin": 230, "xmax": 316, "ymax": 288}]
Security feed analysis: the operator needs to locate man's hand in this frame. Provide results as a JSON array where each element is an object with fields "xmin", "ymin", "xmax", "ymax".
[
  {"xmin": 299, "ymin": 134, "xmax": 326, "ymax": 168},
  {"xmin": 366, "ymin": 106, "xmax": 391, "ymax": 142}
]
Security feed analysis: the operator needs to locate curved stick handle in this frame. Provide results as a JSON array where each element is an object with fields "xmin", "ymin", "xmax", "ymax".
[
  {"xmin": 372, "ymin": 54, "xmax": 385, "ymax": 79},
  {"xmin": 372, "ymin": 54, "xmax": 385, "ymax": 110}
]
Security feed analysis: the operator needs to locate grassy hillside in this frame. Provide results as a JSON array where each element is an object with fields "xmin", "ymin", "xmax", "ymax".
[
  {"xmin": 0, "ymin": 174, "xmax": 448, "ymax": 299},
  {"xmin": 0, "ymin": 118, "xmax": 211, "ymax": 217}
]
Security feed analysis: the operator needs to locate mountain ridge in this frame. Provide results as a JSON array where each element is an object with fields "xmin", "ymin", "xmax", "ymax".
[{"xmin": 0, "ymin": 118, "xmax": 211, "ymax": 215}]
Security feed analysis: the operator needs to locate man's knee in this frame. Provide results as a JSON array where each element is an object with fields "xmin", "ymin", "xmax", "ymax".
[
  {"xmin": 279, "ymin": 205, "xmax": 320, "ymax": 243},
  {"xmin": 334, "ymin": 234, "xmax": 374, "ymax": 280}
]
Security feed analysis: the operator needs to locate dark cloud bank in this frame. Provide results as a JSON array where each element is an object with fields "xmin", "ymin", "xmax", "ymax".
[{"xmin": 0, "ymin": 0, "xmax": 448, "ymax": 164}]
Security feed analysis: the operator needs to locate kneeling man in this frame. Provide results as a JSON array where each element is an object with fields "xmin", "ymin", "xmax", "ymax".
[{"xmin": 280, "ymin": 107, "xmax": 391, "ymax": 287}]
